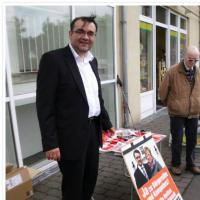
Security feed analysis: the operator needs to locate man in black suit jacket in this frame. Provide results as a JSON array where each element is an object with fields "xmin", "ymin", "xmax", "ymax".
[
  {"xmin": 36, "ymin": 16, "xmax": 114, "ymax": 200},
  {"xmin": 133, "ymin": 149, "xmax": 151, "ymax": 189}
]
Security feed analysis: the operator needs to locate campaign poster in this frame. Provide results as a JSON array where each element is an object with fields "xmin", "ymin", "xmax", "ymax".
[{"xmin": 121, "ymin": 132, "xmax": 183, "ymax": 200}]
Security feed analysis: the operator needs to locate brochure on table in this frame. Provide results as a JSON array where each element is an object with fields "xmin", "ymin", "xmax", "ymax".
[
  {"xmin": 100, "ymin": 129, "xmax": 166, "ymax": 154},
  {"xmin": 121, "ymin": 132, "xmax": 183, "ymax": 200}
]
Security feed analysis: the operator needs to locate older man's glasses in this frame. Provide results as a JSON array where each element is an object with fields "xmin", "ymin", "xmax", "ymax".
[
  {"xmin": 73, "ymin": 29, "xmax": 96, "ymax": 37},
  {"xmin": 187, "ymin": 58, "xmax": 199, "ymax": 63}
]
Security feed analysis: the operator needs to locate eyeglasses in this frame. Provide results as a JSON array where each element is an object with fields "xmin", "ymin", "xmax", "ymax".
[
  {"xmin": 72, "ymin": 29, "xmax": 96, "ymax": 37},
  {"xmin": 135, "ymin": 156, "xmax": 141, "ymax": 159},
  {"xmin": 187, "ymin": 58, "xmax": 199, "ymax": 63}
]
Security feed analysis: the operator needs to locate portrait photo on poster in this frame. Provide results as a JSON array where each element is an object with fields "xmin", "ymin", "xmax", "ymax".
[{"xmin": 122, "ymin": 135, "xmax": 165, "ymax": 189}]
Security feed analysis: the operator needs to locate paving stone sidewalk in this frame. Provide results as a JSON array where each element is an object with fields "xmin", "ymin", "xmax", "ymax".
[{"xmin": 30, "ymin": 109, "xmax": 200, "ymax": 200}]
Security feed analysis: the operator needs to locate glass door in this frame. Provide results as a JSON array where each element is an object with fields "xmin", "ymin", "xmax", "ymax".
[{"xmin": 156, "ymin": 26, "xmax": 167, "ymax": 110}]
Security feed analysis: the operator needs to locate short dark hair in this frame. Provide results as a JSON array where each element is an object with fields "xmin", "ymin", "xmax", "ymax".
[
  {"xmin": 133, "ymin": 149, "xmax": 141, "ymax": 157},
  {"xmin": 70, "ymin": 16, "xmax": 98, "ymax": 32}
]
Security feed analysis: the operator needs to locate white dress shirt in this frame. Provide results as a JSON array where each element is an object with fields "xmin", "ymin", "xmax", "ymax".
[
  {"xmin": 69, "ymin": 43, "xmax": 101, "ymax": 118},
  {"xmin": 139, "ymin": 165, "xmax": 149, "ymax": 179}
]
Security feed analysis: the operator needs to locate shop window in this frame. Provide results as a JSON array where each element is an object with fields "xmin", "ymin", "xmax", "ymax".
[
  {"xmin": 156, "ymin": 6, "xmax": 166, "ymax": 24},
  {"xmin": 75, "ymin": 6, "xmax": 116, "ymax": 126},
  {"xmin": 15, "ymin": 99, "xmax": 46, "ymax": 166},
  {"xmin": 101, "ymin": 83, "xmax": 116, "ymax": 126},
  {"xmin": 6, "ymin": 6, "xmax": 116, "ymax": 169},
  {"xmin": 6, "ymin": 103, "xmax": 18, "ymax": 166},
  {"xmin": 6, "ymin": 77, "xmax": 9, "ymax": 97},
  {"xmin": 170, "ymin": 31, "xmax": 178, "ymax": 65},
  {"xmin": 156, "ymin": 26, "xmax": 166, "ymax": 104},
  {"xmin": 180, "ymin": 18, "xmax": 186, "ymax": 30},
  {"xmin": 170, "ymin": 13, "xmax": 177, "ymax": 26},
  {"xmin": 140, "ymin": 22, "xmax": 153, "ymax": 93},
  {"xmin": 75, "ymin": 6, "xmax": 114, "ymax": 80},
  {"xmin": 142, "ymin": 6, "xmax": 152, "ymax": 18},
  {"xmin": 180, "ymin": 33, "xmax": 187, "ymax": 60},
  {"xmin": 6, "ymin": 6, "xmax": 70, "ymax": 95}
]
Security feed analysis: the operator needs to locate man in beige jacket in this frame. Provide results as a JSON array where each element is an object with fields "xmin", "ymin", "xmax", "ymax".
[{"xmin": 159, "ymin": 46, "xmax": 200, "ymax": 175}]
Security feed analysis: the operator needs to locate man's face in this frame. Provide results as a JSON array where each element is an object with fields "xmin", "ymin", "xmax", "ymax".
[
  {"xmin": 134, "ymin": 152, "xmax": 142, "ymax": 166},
  {"xmin": 69, "ymin": 19, "xmax": 96, "ymax": 56},
  {"xmin": 184, "ymin": 51, "xmax": 199, "ymax": 68},
  {"xmin": 145, "ymin": 151, "xmax": 153, "ymax": 164}
]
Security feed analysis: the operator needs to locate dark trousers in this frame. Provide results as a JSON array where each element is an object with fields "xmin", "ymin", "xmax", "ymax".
[
  {"xmin": 58, "ymin": 119, "xmax": 99, "ymax": 200},
  {"xmin": 170, "ymin": 116, "xmax": 198, "ymax": 168}
]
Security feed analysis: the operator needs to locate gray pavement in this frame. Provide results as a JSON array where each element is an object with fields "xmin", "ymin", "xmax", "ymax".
[
  {"xmin": 29, "ymin": 108, "xmax": 200, "ymax": 200},
  {"xmin": 182, "ymin": 175, "xmax": 200, "ymax": 200}
]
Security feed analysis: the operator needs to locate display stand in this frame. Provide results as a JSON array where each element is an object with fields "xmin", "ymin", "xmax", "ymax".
[{"xmin": 100, "ymin": 129, "xmax": 167, "ymax": 200}]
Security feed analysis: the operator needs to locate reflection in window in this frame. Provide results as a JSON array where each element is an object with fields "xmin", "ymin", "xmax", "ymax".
[
  {"xmin": 170, "ymin": 13, "xmax": 177, "ymax": 26},
  {"xmin": 170, "ymin": 31, "xmax": 178, "ymax": 65},
  {"xmin": 75, "ymin": 6, "xmax": 114, "ymax": 80},
  {"xmin": 101, "ymin": 83, "xmax": 116, "ymax": 127},
  {"xmin": 140, "ymin": 22, "xmax": 153, "ymax": 93},
  {"xmin": 15, "ymin": 101, "xmax": 46, "ymax": 166},
  {"xmin": 6, "ymin": 76, "xmax": 9, "ymax": 97},
  {"xmin": 6, "ymin": 103, "xmax": 17, "ymax": 166},
  {"xmin": 180, "ymin": 18, "xmax": 186, "ymax": 30},
  {"xmin": 156, "ymin": 6, "xmax": 166, "ymax": 24},
  {"xmin": 6, "ymin": 6, "xmax": 70, "ymax": 95},
  {"xmin": 180, "ymin": 33, "xmax": 187, "ymax": 60},
  {"xmin": 142, "ymin": 6, "xmax": 152, "ymax": 17}
]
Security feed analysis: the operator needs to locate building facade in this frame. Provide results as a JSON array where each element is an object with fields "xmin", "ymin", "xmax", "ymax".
[{"xmin": 5, "ymin": 5, "xmax": 200, "ymax": 181}]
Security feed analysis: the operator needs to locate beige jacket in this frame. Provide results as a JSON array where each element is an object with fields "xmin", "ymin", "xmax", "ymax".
[{"xmin": 158, "ymin": 61, "xmax": 200, "ymax": 118}]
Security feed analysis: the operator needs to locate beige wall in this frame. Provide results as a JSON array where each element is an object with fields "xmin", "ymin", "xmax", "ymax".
[
  {"xmin": 115, "ymin": 6, "xmax": 141, "ymax": 127},
  {"xmin": 126, "ymin": 6, "xmax": 141, "ymax": 125},
  {"xmin": 169, "ymin": 6, "xmax": 199, "ymax": 17},
  {"xmin": 186, "ymin": 12, "xmax": 199, "ymax": 47}
]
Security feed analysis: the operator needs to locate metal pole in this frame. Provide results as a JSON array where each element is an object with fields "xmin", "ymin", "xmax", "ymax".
[{"xmin": 121, "ymin": 6, "xmax": 129, "ymax": 128}]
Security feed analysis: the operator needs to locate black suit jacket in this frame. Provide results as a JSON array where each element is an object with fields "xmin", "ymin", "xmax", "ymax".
[
  {"xmin": 36, "ymin": 45, "xmax": 112, "ymax": 160},
  {"xmin": 134, "ymin": 164, "xmax": 151, "ymax": 189}
]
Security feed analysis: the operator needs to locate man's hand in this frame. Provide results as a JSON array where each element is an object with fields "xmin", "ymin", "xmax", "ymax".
[
  {"xmin": 109, "ymin": 127, "xmax": 116, "ymax": 133},
  {"xmin": 46, "ymin": 148, "xmax": 61, "ymax": 161}
]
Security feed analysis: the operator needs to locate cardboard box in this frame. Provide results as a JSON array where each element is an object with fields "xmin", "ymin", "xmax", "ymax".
[
  {"xmin": 6, "ymin": 165, "xmax": 15, "ymax": 174},
  {"xmin": 6, "ymin": 166, "xmax": 33, "ymax": 200}
]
